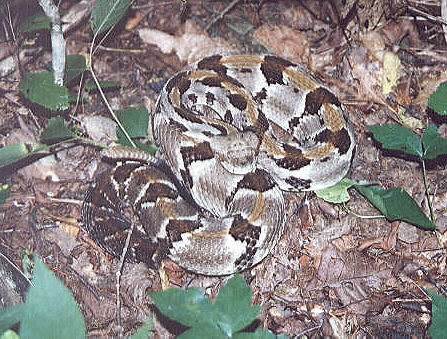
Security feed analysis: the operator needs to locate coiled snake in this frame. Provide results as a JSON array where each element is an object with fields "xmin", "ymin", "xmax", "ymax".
[{"xmin": 82, "ymin": 54, "xmax": 355, "ymax": 276}]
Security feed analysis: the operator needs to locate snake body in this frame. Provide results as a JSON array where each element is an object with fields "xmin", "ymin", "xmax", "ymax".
[{"xmin": 82, "ymin": 54, "xmax": 355, "ymax": 275}]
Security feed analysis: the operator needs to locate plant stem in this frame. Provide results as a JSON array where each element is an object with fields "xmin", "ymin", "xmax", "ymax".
[
  {"xmin": 88, "ymin": 66, "xmax": 136, "ymax": 148},
  {"xmin": 421, "ymin": 159, "xmax": 435, "ymax": 223}
]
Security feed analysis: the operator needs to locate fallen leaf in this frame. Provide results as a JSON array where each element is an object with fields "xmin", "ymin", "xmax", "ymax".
[
  {"xmin": 138, "ymin": 20, "xmax": 235, "ymax": 64},
  {"xmin": 80, "ymin": 115, "xmax": 117, "ymax": 144},
  {"xmin": 252, "ymin": 24, "xmax": 310, "ymax": 64},
  {"xmin": 382, "ymin": 51, "xmax": 401, "ymax": 95}
]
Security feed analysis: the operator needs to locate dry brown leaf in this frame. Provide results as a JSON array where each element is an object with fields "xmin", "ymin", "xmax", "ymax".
[
  {"xmin": 307, "ymin": 245, "xmax": 394, "ymax": 315},
  {"xmin": 80, "ymin": 115, "xmax": 117, "ymax": 144},
  {"xmin": 361, "ymin": 31, "xmax": 386, "ymax": 62},
  {"xmin": 252, "ymin": 24, "xmax": 310, "ymax": 64},
  {"xmin": 413, "ymin": 73, "xmax": 447, "ymax": 106},
  {"xmin": 382, "ymin": 51, "xmax": 401, "ymax": 95},
  {"xmin": 138, "ymin": 20, "xmax": 235, "ymax": 64},
  {"xmin": 348, "ymin": 46, "xmax": 386, "ymax": 105},
  {"xmin": 357, "ymin": 221, "xmax": 399, "ymax": 251},
  {"xmin": 125, "ymin": 10, "xmax": 145, "ymax": 31}
]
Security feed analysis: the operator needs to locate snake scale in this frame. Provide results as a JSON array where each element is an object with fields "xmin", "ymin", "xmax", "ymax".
[{"xmin": 82, "ymin": 54, "xmax": 355, "ymax": 276}]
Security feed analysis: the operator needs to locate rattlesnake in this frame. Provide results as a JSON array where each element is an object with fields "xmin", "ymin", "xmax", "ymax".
[{"xmin": 82, "ymin": 54, "xmax": 355, "ymax": 276}]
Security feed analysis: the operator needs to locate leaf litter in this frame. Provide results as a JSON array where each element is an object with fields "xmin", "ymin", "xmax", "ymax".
[{"xmin": 1, "ymin": 0, "xmax": 447, "ymax": 337}]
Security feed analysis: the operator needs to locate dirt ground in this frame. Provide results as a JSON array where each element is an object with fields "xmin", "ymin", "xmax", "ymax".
[{"xmin": 1, "ymin": 0, "xmax": 447, "ymax": 337}]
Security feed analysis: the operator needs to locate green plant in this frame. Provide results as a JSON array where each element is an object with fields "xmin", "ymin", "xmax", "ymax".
[
  {"xmin": 0, "ymin": 257, "xmax": 282, "ymax": 338},
  {"xmin": 316, "ymin": 82, "xmax": 447, "ymax": 230},
  {"xmin": 0, "ymin": 256, "xmax": 86, "ymax": 338},
  {"xmin": 0, "ymin": 256, "xmax": 152, "ymax": 338},
  {"xmin": 428, "ymin": 81, "xmax": 447, "ymax": 115},
  {"xmin": 427, "ymin": 290, "xmax": 447, "ymax": 339},
  {"xmin": 150, "ymin": 274, "xmax": 287, "ymax": 338},
  {"xmin": 367, "ymin": 123, "xmax": 447, "ymax": 225}
]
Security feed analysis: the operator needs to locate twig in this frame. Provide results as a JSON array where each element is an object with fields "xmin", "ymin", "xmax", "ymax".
[
  {"xmin": 115, "ymin": 222, "xmax": 135, "ymax": 336},
  {"xmin": 408, "ymin": 5, "xmax": 447, "ymax": 26},
  {"xmin": 37, "ymin": 0, "xmax": 66, "ymax": 86},
  {"xmin": 88, "ymin": 1, "xmax": 137, "ymax": 148},
  {"xmin": 342, "ymin": 203, "xmax": 386, "ymax": 219},
  {"xmin": 442, "ymin": 0, "xmax": 447, "ymax": 44},
  {"xmin": 5, "ymin": 2, "xmax": 16, "ymax": 42},
  {"xmin": 293, "ymin": 319, "xmax": 324, "ymax": 338},
  {"xmin": 421, "ymin": 159, "xmax": 435, "ymax": 223},
  {"xmin": 419, "ymin": 267, "xmax": 447, "ymax": 297},
  {"xmin": 205, "ymin": 0, "xmax": 242, "ymax": 31}
]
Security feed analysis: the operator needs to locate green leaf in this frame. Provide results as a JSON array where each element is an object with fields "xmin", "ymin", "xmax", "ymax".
[
  {"xmin": 0, "ymin": 329, "xmax": 20, "ymax": 339},
  {"xmin": 84, "ymin": 81, "xmax": 121, "ymax": 91},
  {"xmin": 354, "ymin": 185, "xmax": 435, "ymax": 229},
  {"xmin": 150, "ymin": 287, "xmax": 215, "ymax": 328},
  {"xmin": 40, "ymin": 117, "xmax": 75, "ymax": 143},
  {"xmin": 235, "ymin": 329, "xmax": 288, "ymax": 339},
  {"xmin": 150, "ymin": 275, "xmax": 263, "ymax": 337},
  {"xmin": 428, "ymin": 81, "xmax": 447, "ymax": 115},
  {"xmin": 130, "ymin": 317, "xmax": 153, "ymax": 339},
  {"xmin": 20, "ymin": 256, "xmax": 86, "ymax": 339},
  {"xmin": 116, "ymin": 107, "xmax": 149, "ymax": 144},
  {"xmin": 90, "ymin": 0, "xmax": 131, "ymax": 35},
  {"xmin": 315, "ymin": 178, "xmax": 357, "ymax": 204},
  {"xmin": 19, "ymin": 72, "xmax": 70, "ymax": 111},
  {"xmin": 0, "ymin": 304, "xmax": 24, "ymax": 334},
  {"xmin": 422, "ymin": 124, "xmax": 447, "ymax": 160},
  {"xmin": 0, "ymin": 143, "xmax": 47, "ymax": 168},
  {"xmin": 64, "ymin": 55, "xmax": 87, "ymax": 85},
  {"xmin": 368, "ymin": 124, "xmax": 423, "ymax": 158},
  {"xmin": 0, "ymin": 184, "xmax": 10, "ymax": 203},
  {"xmin": 214, "ymin": 275, "xmax": 260, "ymax": 334},
  {"xmin": 427, "ymin": 290, "xmax": 447, "ymax": 339},
  {"xmin": 0, "ymin": 143, "xmax": 30, "ymax": 167},
  {"xmin": 178, "ymin": 326, "xmax": 227, "ymax": 339},
  {"xmin": 18, "ymin": 12, "xmax": 49, "ymax": 33}
]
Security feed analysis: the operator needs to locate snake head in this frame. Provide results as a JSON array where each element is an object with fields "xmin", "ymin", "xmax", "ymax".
[{"xmin": 209, "ymin": 131, "xmax": 259, "ymax": 175}]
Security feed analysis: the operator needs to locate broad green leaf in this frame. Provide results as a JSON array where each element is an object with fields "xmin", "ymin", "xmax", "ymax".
[
  {"xmin": 179, "ymin": 326, "xmax": 226, "ymax": 339},
  {"xmin": 354, "ymin": 185, "xmax": 435, "ymax": 229},
  {"xmin": 428, "ymin": 81, "xmax": 447, "ymax": 115},
  {"xmin": 18, "ymin": 12, "xmax": 49, "ymax": 33},
  {"xmin": 0, "ymin": 329, "xmax": 19, "ymax": 339},
  {"xmin": 315, "ymin": 178, "xmax": 357, "ymax": 204},
  {"xmin": 40, "ymin": 117, "xmax": 75, "ymax": 143},
  {"xmin": 19, "ymin": 72, "xmax": 70, "ymax": 111},
  {"xmin": 0, "ymin": 143, "xmax": 47, "ymax": 168},
  {"xmin": 214, "ymin": 275, "xmax": 260, "ymax": 334},
  {"xmin": 0, "ymin": 184, "xmax": 10, "ymax": 203},
  {"xmin": 235, "ymin": 329, "xmax": 288, "ymax": 338},
  {"xmin": 368, "ymin": 124, "xmax": 422, "ymax": 158},
  {"xmin": 90, "ymin": 0, "xmax": 131, "ymax": 35},
  {"xmin": 64, "ymin": 55, "xmax": 87, "ymax": 85},
  {"xmin": 0, "ymin": 304, "xmax": 24, "ymax": 334},
  {"xmin": 427, "ymin": 290, "xmax": 447, "ymax": 339},
  {"xmin": 0, "ymin": 144, "xmax": 30, "ymax": 167},
  {"xmin": 130, "ymin": 317, "xmax": 153, "ymax": 339},
  {"xmin": 20, "ymin": 256, "xmax": 86, "ymax": 339},
  {"xmin": 422, "ymin": 124, "xmax": 447, "ymax": 160},
  {"xmin": 150, "ymin": 287, "xmax": 215, "ymax": 328},
  {"xmin": 150, "ymin": 275, "xmax": 266, "ymax": 337},
  {"xmin": 84, "ymin": 81, "xmax": 121, "ymax": 91},
  {"xmin": 116, "ymin": 107, "xmax": 149, "ymax": 144}
]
